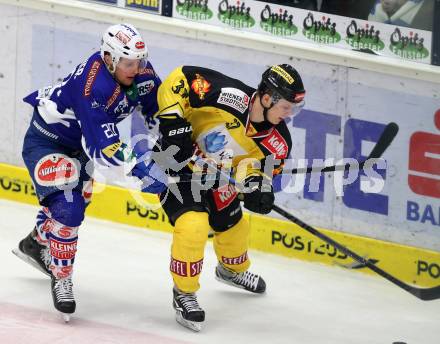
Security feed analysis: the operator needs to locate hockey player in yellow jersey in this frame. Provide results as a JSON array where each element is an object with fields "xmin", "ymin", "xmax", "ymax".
[{"xmin": 155, "ymin": 64, "xmax": 305, "ymax": 331}]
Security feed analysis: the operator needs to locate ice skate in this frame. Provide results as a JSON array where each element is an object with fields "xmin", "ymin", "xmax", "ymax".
[
  {"xmin": 12, "ymin": 228, "xmax": 51, "ymax": 276},
  {"xmin": 172, "ymin": 287, "xmax": 205, "ymax": 332},
  {"xmin": 215, "ymin": 263, "xmax": 266, "ymax": 294},
  {"xmin": 51, "ymin": 276, "xmax": 76, "ymax": 322}
]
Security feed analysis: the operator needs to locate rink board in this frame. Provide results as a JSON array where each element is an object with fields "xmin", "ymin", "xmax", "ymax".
[
  {"xmin": 1, "ymin": 2, "xmax": 440, "ymax": 253},
  {"xmin": 1, "ymin": 162, "xmax": 439, "ymax": 288}
]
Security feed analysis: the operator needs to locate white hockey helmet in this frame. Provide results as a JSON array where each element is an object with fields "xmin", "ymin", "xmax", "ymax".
[{"xmin": 100, "ymin": 23, "xmax": 148, "ymax": 72}]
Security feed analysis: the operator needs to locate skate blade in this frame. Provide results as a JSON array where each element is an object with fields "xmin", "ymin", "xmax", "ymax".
[
  {"xmin": 12, "ymin": 248, "xmax": 51, "ymax": 277},
  {"xmin": 215, "ymin": 274, "xmax": 245, "ymax": 290},
  {"xmin": 334, "ymin": 258, "xmax": 379, "ymax": 270},
  {"xmin": 175, "ymin": 311, "xmax": 202, "ymax": 332},
  {"xmin": 61, "ymin": 313, "xmax": 71, "ymax": 323}
]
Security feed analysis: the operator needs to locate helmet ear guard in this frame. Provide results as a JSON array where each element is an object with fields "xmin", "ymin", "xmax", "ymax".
[{"xmin": 100, "ymin": 23, "xmax": 148, "ymax": 73}]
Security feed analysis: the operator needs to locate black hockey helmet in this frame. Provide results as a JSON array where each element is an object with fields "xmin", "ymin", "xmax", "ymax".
[{"xmin": 258, "ymin": 64, "xmax": 305, "ymax": 104}]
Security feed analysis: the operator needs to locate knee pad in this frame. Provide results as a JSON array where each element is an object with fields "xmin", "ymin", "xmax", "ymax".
[
  {"xmin": 174, "ymin": 211, "xmax": 211, "ymax": 247},
  {"xmin": 46, "ymin": 191, "xmax": 85, "ymax": 227}
]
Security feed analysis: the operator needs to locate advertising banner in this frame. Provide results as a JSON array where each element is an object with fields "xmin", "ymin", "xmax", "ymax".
[
  {"xmin": 93, "ymin": 0, "xmax": 117, "ymax": 4},
  {"xmin": 172, "ymin": 0, "xmax": 432, "ymax": 64},
  {"xmin": 79, "ymin": 0, "xmax": 161, "ymax": 14},
  {"xmin": 125, "ymin": 0, "xmax": 161, "ymax": 13}
]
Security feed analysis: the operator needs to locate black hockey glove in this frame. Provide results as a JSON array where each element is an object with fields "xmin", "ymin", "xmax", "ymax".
[
  {"xmin": 159, "ymin": 116, "xmax": 193, "ymax": 164},
  {"xmin": 242, "ymin": 175, "xmax": 274, "ymax": 214}
]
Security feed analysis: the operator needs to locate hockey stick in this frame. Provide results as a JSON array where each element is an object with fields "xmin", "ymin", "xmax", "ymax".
[
  {"xmin": 334, "ymin": 257, "xmax": 379, "ymax": 270},
  {"xmin": 284, "ymin": 122, "xmax": 399, "ymax": 175}
]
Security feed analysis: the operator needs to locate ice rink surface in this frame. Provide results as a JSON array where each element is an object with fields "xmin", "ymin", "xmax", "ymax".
[{"xmin": 1, "ymin": 199, "xmax": 439, "ymax": 344}]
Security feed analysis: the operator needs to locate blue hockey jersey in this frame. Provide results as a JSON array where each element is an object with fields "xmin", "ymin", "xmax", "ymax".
[{"xmin": 24, "ymin": 52, "xmax": 161, "ymax": 167}]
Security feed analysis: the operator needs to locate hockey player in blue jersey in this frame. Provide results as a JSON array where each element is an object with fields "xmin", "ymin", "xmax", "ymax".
[{"xmin": 12, "ymin": 23, "xmax": 166, "ymax": 321}]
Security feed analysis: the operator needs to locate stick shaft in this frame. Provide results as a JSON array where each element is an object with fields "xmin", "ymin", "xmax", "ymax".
[{"xmin": 285, "ymin": 122, "xmax": 399, "ymax": 175}]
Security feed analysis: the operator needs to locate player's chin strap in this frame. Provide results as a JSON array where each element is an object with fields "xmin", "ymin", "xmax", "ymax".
[{"xmin": 259, "ymin": 96, "xmax": 273, "ymax": 123}]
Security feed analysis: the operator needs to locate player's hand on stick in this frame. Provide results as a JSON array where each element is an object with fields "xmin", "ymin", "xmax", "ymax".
[
  {"xmin": 241, "ymin": 175, "xmax": 274, "ymax": 214},
  {"xmin": 131, "ymin": 160, "xmax": 168, "ymax": 194}
]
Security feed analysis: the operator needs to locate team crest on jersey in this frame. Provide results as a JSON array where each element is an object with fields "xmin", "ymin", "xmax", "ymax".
[
  {"xmin": 137, "ymin": 80, "xmax": 155, "ymax": 96},
  {"xmin": 260, "ymin": 129, "xmax": 288, "ymax": 159},
  {"xmin": 191, "ymin": 73, "xmax": 211, "ymax": 100},
  {"xmin": 91, "ymin": 99, "xmax": 102, "ymax": 109},
  {"xmin": 115, "ymin": 95, "xmax": 129, "ymax": 115},
  {"xmin": 217, "ymin": 88, "xmax": 249, "ymax": 114},
  {"xmin": 197, "ymin": 125, "xmax": 246, "ymax": 162},
  {"xmin": 34, "ymin": 154, "xmax": 78, "ymax": 187}
]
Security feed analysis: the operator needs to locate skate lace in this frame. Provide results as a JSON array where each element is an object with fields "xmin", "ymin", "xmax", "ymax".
[
  {"xmin": 40, "ymin": 247, "xmax": 51, "ymax": 269},
  {"xmin": 232, "ymin": 271, "xmax": 259, "ymax": 291},
  {"xmin": 54, "ymin": 278, "xmax": 75, "ymax": 302},
  {"xmin": 177, "ymin": 293, "xmax": 202, "ymax": 312}
]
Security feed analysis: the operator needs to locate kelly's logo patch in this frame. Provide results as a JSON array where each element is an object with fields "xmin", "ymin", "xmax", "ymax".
[
  {"xmin": 261, "ymin": 129, "xmax": 288, "ymax": 159},
  {"xmin": 212, "ymin": 184, "xmax": 237, "ymax": 211}
]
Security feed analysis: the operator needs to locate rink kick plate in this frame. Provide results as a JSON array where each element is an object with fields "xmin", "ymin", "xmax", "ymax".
[{"xmin": 1, "ymin": 162, "xmax": 439, "ymax": 289}]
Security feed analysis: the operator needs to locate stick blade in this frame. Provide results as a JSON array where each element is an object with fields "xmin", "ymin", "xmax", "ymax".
[
  {"xmin": 369, "ymin": 122, "xmax": 399, "ymax": 159},
  {"xmin": 415, "ymin": 285, "xmax": 440, "ymax": 301}
]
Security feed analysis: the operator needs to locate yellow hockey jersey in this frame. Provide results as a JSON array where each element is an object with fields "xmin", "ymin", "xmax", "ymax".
[{"xmin": 155, "ymin": 65, "xmax": 292, "ymax": 181}]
